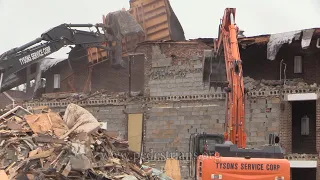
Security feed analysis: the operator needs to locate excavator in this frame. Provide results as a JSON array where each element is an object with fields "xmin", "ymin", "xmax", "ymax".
[
  {"xmin": 189, "ymin": 8, "xmax": 290, "ymax": 180},
  {"xmin": 0, "ymin": 10, "xmax": 143, "ymax": 93}
]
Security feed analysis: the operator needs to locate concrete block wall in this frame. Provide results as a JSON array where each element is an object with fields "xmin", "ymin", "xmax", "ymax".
[
  {"xmin": 51, "ymin": 105, "xmax": 128, "ymax": 138},
  {"xmin": 135, "ymin": 42, "xmax": 214, "ymax": 96},
  {"xmin": 27, "ymin": 95, "xmax": 283, "ymax": 180},
  {"xmin": 144, "ymin": 100, "xmax": 226, "ymax": 153},
  {"xmin": 44, "ymin": 96, "xmax": 283, "ymax": 153},
  {"xmin": 245, "ymin": 97, "xmax": 281, "ymax": 147},
  {"xmin": 144, "ymin": 97, "xmax": 282, "ymax": 153}
]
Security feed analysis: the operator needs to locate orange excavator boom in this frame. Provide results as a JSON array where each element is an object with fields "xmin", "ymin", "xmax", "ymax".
[
  {"xmin": 189, "ymin": 7, "xmax": 290, "ymax": 180},
  {"xmin": 214, "ymin": 8, "xmax": 246, "ymax": 148}
]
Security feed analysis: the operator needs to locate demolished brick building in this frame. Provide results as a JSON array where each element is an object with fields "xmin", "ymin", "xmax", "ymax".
[{"xmin": 19, "ymin": 28, "xmax": 320, "ymax": 179}]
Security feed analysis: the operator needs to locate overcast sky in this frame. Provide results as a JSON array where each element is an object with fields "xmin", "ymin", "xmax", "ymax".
[{"xmin": 0, "ymin": 0, "xmax": 319, "ymax": 59}]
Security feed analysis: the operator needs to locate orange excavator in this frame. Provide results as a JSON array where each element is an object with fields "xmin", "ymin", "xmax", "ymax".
[{"xmin": 189, "ymin": 8, "xmax": 290, "ymax": 180}]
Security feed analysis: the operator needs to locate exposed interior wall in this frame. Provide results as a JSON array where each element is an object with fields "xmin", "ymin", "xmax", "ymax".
[
  {"xmin": 241, "ymin": 42, "xmax": 320, "ymax": 84},
  {"xmin": 0, "ymin": 90, "xmax": 30, "ymax": 109},
  {"xmin": 44, "ymin": 50, "xmax": 145, "ymax": 94}
]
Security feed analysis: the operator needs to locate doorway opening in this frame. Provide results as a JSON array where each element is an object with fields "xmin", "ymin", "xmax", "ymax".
[
  {"xmin": 291, "ymin": 100, "xmax": 316, "ymax": 154},
  {"xmin": 291, "ymin": 168, "xmax": 316, "ymax": 180}
]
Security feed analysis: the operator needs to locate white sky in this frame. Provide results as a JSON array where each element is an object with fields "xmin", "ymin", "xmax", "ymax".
[{"xmin": 0, "ymin": 0, "xmax": 319, "ymax": 59}]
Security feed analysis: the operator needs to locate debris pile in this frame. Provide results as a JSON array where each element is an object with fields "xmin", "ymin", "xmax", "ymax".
[
  {"xmin": 27, "ymin": 90, "xmax": 143, "ymax": 104},
  {"xmin": 0, "ymin": 104, "xmax": 164, "ymax": 180},
  {"xmin": 244, "ymin": 76, "xmax": 318, "ymax": 91}
]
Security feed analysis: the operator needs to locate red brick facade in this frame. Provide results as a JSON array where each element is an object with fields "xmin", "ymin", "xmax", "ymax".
[
  {"xmin": 280, "ymin": 101, "xmax": 292, "ymax": 154},
  {"xmin": 316, "ymin": 100, "xmax": 320, "ymax": 180}
]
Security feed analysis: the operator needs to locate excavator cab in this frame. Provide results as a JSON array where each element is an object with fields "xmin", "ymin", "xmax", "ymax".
[
  {"xmin": 189, "ymin": 133, "xmax": 290, "ymax": 180},
  {"xmin": 189, "ymin": 133, "xmax": 224, "ymax": 178},
  {"xmin": 189, "ymin": 133, "xmax": 225, "ymax": 157}
]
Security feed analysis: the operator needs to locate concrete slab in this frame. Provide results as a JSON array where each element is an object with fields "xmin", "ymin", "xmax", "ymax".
[
  {"xmin": 290, "ymin": 160, "xmax": 317, "ymax": 168},
  {"xmin": 284, "ymin": 93, "xmax": 318, "ymax": 101}
]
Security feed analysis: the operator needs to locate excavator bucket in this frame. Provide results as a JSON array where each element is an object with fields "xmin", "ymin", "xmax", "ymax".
[
  {"xmin": 105, "ymin": 10, "xmax": 144, "ymax": 68},
  {"xmin": 104, "ymin": 10, "xmax": 144, "ymax": 39},
  {"xmin": 202, "ymin": 50, "xmax": 228, "ymax": 89},
  {"xmin": 87, "ymin": 10, "xmax": 144, "ymax": 69}
]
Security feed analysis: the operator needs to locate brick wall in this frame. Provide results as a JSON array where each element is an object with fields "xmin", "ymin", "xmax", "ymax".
[
  {"xmin": 279, "ymin": 101, "xmax": 292, "ymax": 154},
  {"xmin": 316, "ymin": 100, "xmax": 320, "ymax": 180}
]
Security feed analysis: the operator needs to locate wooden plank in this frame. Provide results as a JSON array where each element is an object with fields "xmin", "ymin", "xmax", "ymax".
[
  {"xmin": 0, "ymin": 170, "xmax": 9, "ymax": 180},
  {"xmin": 164, "ymin": 158, "xmax": 181, "ymax": 180},
  {"xmin": 128, "ymin": 114, "xmax": 143, "ymax": 153},
  {"xmin": 24, "ymin": 112, "xmax": 68, "ymax": 137}
]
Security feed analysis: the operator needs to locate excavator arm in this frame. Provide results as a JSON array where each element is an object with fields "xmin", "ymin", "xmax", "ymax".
[
  {"xmin": 0, "ymin": 12, "xmax": 144, "ymax": 93},
  {"xmin": 214, "ymin": 8, "xmax": 246, "ymax": 148},
  {"xmin": 0, "ymin": 23, "xmax": 117, "ymax": 84}
]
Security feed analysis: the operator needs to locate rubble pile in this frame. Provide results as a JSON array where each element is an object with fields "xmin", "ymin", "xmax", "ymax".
[
  {"xmin": 0, "ymin": 104, "xmax": 165, "ymax": 180},
  {"xmin": 244, "ymin": 76, "xmax": 318, "ymax": 91},
  {"xmin": 29, "ymin": 90, "xmax": 143, "ymax": 103}
]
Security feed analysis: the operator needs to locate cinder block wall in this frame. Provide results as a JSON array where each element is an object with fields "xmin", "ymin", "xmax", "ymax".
[
  {"xmin": 145, "ymin": 100, "xmax": 226, "ymax": 153},
  {"xmin": 136, "ymin": 42, "xmax": 214, "ymax": 96},
  {"xmin": 44, "ymin": 95, "xmax": 282, "ymax": 179}
]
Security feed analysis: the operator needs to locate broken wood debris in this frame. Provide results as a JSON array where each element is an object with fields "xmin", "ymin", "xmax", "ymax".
[{"xmin": 0, "ymin": 103, "xmax": 166, "ymax": 180}]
